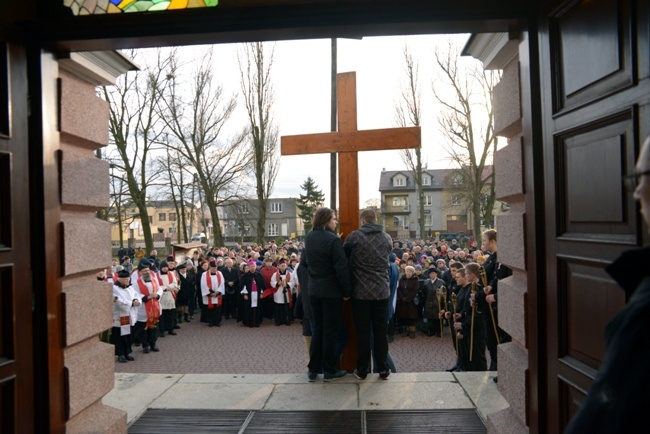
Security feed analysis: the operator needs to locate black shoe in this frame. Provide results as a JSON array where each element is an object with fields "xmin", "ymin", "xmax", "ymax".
[
  {"xmin": 307, "ymin": 371, "xmax": 318, "ymax": 382},
  {"xmin": 168, "ymin": 331, "xmax": 177, "ymax": 335},
  {"xmin": 324, "ymin": 370, "xmax": 348, "ymax": 382},
  {"xmin": 143, "ymin": 346, "xmax": 150, "ymax": 354},
  {"xmin": 150, "ymin": 346, "xmax": 160, "ymax": 352},
  {"xmin": 493, "ymin": 376, "xmax": 498, "ymax": 383},
  {"xmin": 446, "ymin": 362, "xmax": 459, "ymax": 372},
  {"xmin": 353, "ymin": 369, "xmax": 367, "ymax": 380},
  {"xmin": 159, "ymin": 332, "xmax": 166, "ymax": 338},
  {"xmin": 173, "ymin": 325, "xmax": 181, "ymax": 329},
  {"xmin": 125, "ymin": 355, "xmax": 135, "ymax": 361},
  {"xmin": 379, "ymin": 369, "xmax": 391, "ymax": 380},
  {"xmin": 118, "ymin": 355, "xmax": 128, "ymax": 363}
]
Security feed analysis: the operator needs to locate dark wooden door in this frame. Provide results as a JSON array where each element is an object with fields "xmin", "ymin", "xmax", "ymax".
[
  {"xmin": 539, "ymin": 0, "xmax": 650, "ymax": 431},
  {"xmin": 0, "ymin": 43, "xmax": 35, "ymax": 433}
]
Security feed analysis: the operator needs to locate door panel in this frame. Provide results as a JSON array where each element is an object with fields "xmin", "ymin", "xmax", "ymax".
[
  {"xmin": 540, "ymin": 0, "xmax": 649, "ymax": 431},
  {"xmin": 0, "ymin": 42, "xmax": 34, "ymax": 433}
]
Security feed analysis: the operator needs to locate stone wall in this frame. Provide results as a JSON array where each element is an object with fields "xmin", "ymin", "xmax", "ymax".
[
  {"xmin": 57, "ymin": 65, "xmax": 127, "ymax": 433},
  {"xmin": 486, "ymin": 56, "xmax": 529, "ymax": 434}
]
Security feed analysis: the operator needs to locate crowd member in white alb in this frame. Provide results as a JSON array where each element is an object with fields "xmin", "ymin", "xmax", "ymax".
[
  {"xmin": 201, "ymin": 259, "xmax": 225, "ymax": 327},
  {"xmin": 269, "ymin": 258, "xmax": 294, "ymax": 326},
  {"xmin": 159, "ymin": 260, "xmax": 179, "ymax": 337},
  {"xmin": 111, "ymin": 269, "xmax": 141, "ymax": 363},
  {"xmin": 131, "ymin": 258, "xmax": 163, "ymax": 353}
]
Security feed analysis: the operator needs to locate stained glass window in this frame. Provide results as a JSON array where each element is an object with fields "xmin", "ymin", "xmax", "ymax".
[{"xmin": 64, "ymin": 0, "xmax": 218, "ymax": 15}]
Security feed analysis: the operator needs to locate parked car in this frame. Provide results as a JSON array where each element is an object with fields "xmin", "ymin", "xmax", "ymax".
[{"xmin": 191, "ymin": 232, "xmax": 206, "ymax": 241}]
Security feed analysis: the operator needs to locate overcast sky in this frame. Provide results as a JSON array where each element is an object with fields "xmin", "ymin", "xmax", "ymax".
[{"xmin": 180, "ymin": 33, "xmax": 482, "ymax": 206}]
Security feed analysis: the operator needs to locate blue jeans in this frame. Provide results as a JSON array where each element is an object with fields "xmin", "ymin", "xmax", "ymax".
[
  {"xmin": 352, "ymin": 298, "xmax": 389, "ymax": 374},
  {"xmin": 308, "ymin": 296, "xmax": 343, "ymax": 375}
]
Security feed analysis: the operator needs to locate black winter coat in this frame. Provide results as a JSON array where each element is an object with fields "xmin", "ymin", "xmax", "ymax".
[{"xmin": 304, "ymin": 227, "xmax": 352, "ymax": 299}]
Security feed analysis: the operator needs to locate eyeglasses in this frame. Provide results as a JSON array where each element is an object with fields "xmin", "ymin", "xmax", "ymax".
[{"xmin": 623, "ymin": 170, "xmax": 650, "ymax": 192}]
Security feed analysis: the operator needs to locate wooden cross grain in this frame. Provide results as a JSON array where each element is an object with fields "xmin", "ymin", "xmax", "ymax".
[{"xmin": 281, "ymin": 71, "xmax": 421, "ymax": 371}]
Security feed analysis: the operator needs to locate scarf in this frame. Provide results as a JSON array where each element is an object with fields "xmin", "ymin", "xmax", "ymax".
[
  {"xmin": 137, "ymin": 277, "xmax": 160, "ymax": 328},
  {"xmin": 161, "ymin": 271, "xmax": 177, "ymax": 300}
]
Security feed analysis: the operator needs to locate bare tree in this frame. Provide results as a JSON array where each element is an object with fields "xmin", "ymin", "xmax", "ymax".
[
  {"xmin": 103, "ymin": 48, "xmax": 172, "ymax": 253},
  {"xmin": 103, "ymin": 160, "xmax": 134, "ymax": 248},
  {"xmin": 156, "ymin": 145, "xmax": 192, "ymax": 243},
  {"xmin": 433, "ymin": 41, "xmax": 500, "ymax": 236},
  {"xmin": 238, "ymin": 42, "xmax": 280, "ymax": 244},
  {"xmin": 395, "ymin": 45, "xmax": 425, "ymax": 238},
  {"xmin": 159, "ymin": 48, "xmax": 249, "ymax": 247}
]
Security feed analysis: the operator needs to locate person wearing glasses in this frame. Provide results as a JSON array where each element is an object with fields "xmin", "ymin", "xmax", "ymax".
[{"xmin": 566, "ymin": 136, "xmax": 650, "ymax": 433}]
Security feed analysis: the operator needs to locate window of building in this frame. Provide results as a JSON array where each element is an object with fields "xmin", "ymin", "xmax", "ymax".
[
  {"xmin": 452, "ymin": 173, "xmax": 463, "ymax": 185},
  {"xmin": 422, "ymin": 176, "xmax": 431, "ymax": 186},
  {"xmin": 271, "ymin": 202, "xmax": 283, "ymax": 213},
  {"xmin": 159, "ymin": 213, "xmax": 166, "ymax": 221},
  {"xmin": 424, "ymin": 215, "xmax": 433, "ymax": 226},
  {"xmin": 240, "ymin": 204, "xmax": 250, "ymax": 214},
  {"xmin": 424, "ymin": 195, "xmax": 432, "ymax": 206},
  {"xmin": 169, "ymin": 212, "xmax": 176, "ymax": 221},
  {"xmin": 268, "ymin": 223, "xmax": 279, "ymax": 236},
  {"xmin": 393, "ymin": 215, "xmax": 408, "ymax": 229},
  {"xmin": 452, "ymin": 195, "xmax": 462, "ymax": 206},
  {"xmin": 393, "ymin": 176, "xmax": 406, "ymax": 187},
  {"xmin": 392, "ymin": 197, "xmax": 407, "ymax": 207}
]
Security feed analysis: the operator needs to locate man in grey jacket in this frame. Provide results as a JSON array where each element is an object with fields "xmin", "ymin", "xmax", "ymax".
[{"xmin": 344, "ymin": 208, "xmax": 393, "ymax": 380}]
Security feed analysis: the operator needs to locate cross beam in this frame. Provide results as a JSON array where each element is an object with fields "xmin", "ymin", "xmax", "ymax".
[{"xmin": 281, "ymin": 72, "xmax": 421, "ymax": 240}]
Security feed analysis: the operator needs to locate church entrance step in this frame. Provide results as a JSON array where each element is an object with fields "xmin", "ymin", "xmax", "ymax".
[{"xmin": 128, "ymin": 409, "xmax": 485, "ymax": 433}]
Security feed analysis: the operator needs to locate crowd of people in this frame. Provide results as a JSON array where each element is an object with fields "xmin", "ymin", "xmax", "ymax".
[
  {"xmin": 104, "ymin": 136, "xmax": 650, "ymax": 432},
  {"xmin": 101, "ymin": 214, "xmax": 511, "ymax": 381}
]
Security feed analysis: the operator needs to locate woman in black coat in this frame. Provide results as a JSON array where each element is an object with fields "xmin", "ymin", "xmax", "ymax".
[
  {"xmin": 303, "ymin": 207, "xmax": 352, "ymax": 382},
  {"xmin": 396, "ymin": 265, "xmax": 420, "ymax": 339}
]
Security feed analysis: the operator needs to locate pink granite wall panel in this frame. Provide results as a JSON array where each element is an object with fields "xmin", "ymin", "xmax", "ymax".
[
  {"xmin": 61, "ymin": 146, "xmax": 110, "ymax": 208},
  {"xmin": 496, "ymin": 212, "xmax": 526, "ymax": 271},
  {"xmin": 59, "ymin": 70, "xmax": 109, "ymax": 148},
  {"xmin": 496, "ymin": 342, "xmax": 528, "ymax": 426},
  {"xmin": 495, "ymin": 137, "xmax": 524, "ymax": 202},
  {"xmin": 488, "ymin": 407, "xmax": 528, "ymax": 434},
  {"xmin": 65, "ymin": 339, "xmax": 116, "ymax": 418},
  {"xmin": 63, "ymin": 279, "xmax": 114, "ymax": 346},
  {"xmin": 498, "ymin": 273, "xmax": 527, "ymax": 347},
  {"xmin": 67, "ymin": 401, "xmax": 127, "ymax": 434},
  {"xmin": 493, "ymin": 59, "xmax": 521, "ymax": 138},
  {"xmin": 62, "ymin": 217, "xmax": 112, "ymax": 276}
]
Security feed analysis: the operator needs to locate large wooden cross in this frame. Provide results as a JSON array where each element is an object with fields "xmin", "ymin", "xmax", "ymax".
[{"xmin": 281, "ymin": 71, "xmax": 421, "ymax": 370}]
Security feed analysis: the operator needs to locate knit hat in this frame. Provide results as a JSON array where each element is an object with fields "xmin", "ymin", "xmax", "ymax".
[
  {"xmin": 389, "ymin": 253, "xmax": 397, "ymax": 263},
  {"xmin": 247, "ymin": 259, "xmax": 256, "ymax": 267},
  {"xmin": 427, "ymin": 267, "xmax": 440, "ymax": 276},
  {"xmin": 137, "ymin": 258, "xmax": 151, "ymax": 270},
  {"xmin": 414, "ymin": 264, "xmax": 422, "ymax": 271}
]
